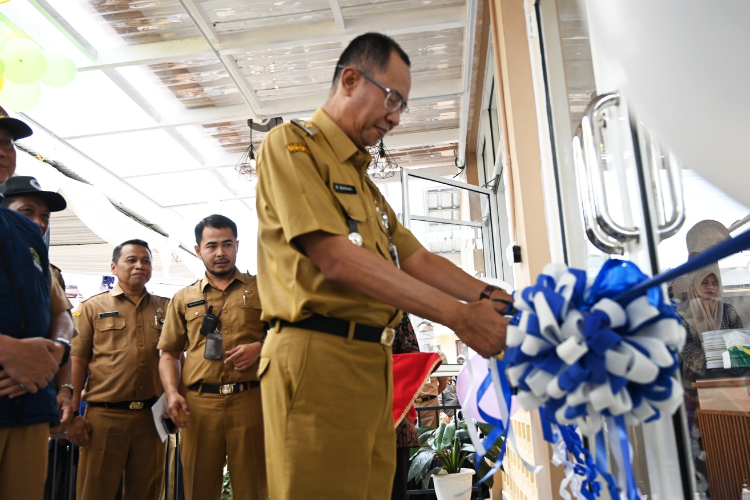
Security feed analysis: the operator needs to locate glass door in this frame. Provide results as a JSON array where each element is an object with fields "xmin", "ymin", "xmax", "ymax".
[
  {"xmin": 400, "ymin": 169, "xmax": 502, "ymax": 363},
  {"xmin": 531, "ymin": 0, "xmax": 694, "ymax": 497}
]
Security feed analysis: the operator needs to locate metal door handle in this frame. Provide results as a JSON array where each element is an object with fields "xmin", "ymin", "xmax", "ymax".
[
  {"xmin": 583, "ymin": 92, "xmax": 640, "ymax": 243},
  {"xmin": 573, "ymin": 128, "xmax": 624, "ymax": 255},
  {"xmin": 646, "ymin": 136, "xmax": 686, "ymax": 241}
]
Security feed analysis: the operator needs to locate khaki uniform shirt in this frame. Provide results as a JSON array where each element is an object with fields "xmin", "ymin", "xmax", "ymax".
[
  {"xmin": 256, "ymin": 108, "xmax": 423, "ymax": 327},
  {"xmin": 71, "ymin": 284, "xmax": 169, "ymax": 403},
  {"xmin": 49, "ymin": 266, "xmax": 71, "ymax": 315},
  {"xmin": 157, "ymin": 271, "xmax": 264, "ymax": 387}
]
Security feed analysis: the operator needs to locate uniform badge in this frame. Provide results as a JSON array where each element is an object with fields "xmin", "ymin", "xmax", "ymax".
[
  {"xmin": 72, "ymin": 311, "xmax": 81, "ymax": 317},
  {"xmin": 187, "ymin": 299, "xmax": 206, "ymax": 308},
  {"xmin": 98, "ymin": 311, "xmax": 119, "ymax": 318},
  {"xmin": 29, "ymin": 247, "xmax": 43, "ymax": 273},
  {"xmin": 286, "ymin": 143, "xmax": 312, "ymax": 158},
  {"xmin": 333, "ymin": 183, "xmax": 356, "ymax": 194}
]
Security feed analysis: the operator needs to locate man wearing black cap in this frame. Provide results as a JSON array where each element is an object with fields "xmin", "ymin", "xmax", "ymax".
[
  {"xmin": 0, "ymin": 176, "xmax": 77, "ymax": 436},
  {"xmin": 0, "ymin": 106, "xmax": 75, "ymax": 500}
]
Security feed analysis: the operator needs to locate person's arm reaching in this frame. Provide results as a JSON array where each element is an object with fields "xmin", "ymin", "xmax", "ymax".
[
  {"xmin": 65, "ymin": 355, "xmax": 91, "ymax": 447},
  {"xmin": 160, "ymin": 351, "xmax": 189, "ymax": 428},
  {"xmin": 295, "ymin": 231, "xmax": 508, "ymax": 357}
]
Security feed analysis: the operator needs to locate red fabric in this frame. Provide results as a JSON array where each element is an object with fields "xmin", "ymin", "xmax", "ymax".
[{"xmin": 392, "ymin": 352, "xmax": 441, "ymax": 425}]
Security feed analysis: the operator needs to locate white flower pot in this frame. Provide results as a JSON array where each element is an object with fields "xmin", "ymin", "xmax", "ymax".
[{"xmin": 432, "ymin": 468, "xmax": 475, "ymax": 500}]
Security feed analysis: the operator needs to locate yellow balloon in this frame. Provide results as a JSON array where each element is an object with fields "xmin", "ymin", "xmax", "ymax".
[
  {"xmin": 0, "ymin": 79, "xmax": 41, "ymax": 111},
  {"xmin": 0, "ymin": 76, "xmax": 4, "ymax": 92},
  {"xmin": 2, "ymin": 38, "xmax": 46, "ymax": 84}
]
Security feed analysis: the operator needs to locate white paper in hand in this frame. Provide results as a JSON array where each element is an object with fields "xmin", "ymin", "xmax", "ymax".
[{"xmin": 151, "ymin": 393, "xmax": 169, "ymax": 443}]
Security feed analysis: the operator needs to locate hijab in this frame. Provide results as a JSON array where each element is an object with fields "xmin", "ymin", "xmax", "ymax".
[{"xmin": 678, "ymin": 263, "xmax": 724, "ymax": 335}]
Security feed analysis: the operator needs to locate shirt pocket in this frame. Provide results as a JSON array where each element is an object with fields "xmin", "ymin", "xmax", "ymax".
[
  {"xmin": 93, "ymin": 317, "xmax": 128, "ymax": 351},
  {"xmin": 330, "ymin": 185, "xmax": 367, "ymax": 223}
]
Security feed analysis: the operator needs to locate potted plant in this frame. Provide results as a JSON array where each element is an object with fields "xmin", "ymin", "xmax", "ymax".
[{"xmin": 408, "ymin": 421, "xmax": 503, "ymax": 500}]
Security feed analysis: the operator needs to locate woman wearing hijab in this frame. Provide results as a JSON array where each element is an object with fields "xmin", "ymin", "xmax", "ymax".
[
  {"xmin": 678, "ymin": 264, "xmax": 743, "ymax": 392},
  {"xmin": 677, "ymin": 264, "xmax": 743, "ymax": 493}
]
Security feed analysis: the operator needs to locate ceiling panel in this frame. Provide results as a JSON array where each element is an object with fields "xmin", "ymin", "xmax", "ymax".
[
  {"xmin": 389, "ymin": 143, "xmax": 459, "ymax": 169},
  {"xmin": 77, "ymin": 0, "xmax": 199, "ymax": 45},
  {"xmin": 50, "ymin": 208, "xmax": 107, "ymax": 246},
  {"xmin": 391, "ymin": 97, "xmax": 461, "ymax": 135},
  {"xmin": 25, "ymin": 70, "xmax": 156, "ymax": 137},
  {"xmin": 69, "ymin": 129, "xmax": 203, "ymax": 178},
  {"xmin": 233, "ymin": 41, "xmax": 343, "ymax": 102},
  {"xmin": 340, "ymin": 0, "xmax": 464, "ymax": 18},
  {"xmin": 195, "ymin": 119, "xmax": 273, "ymax": 154},
  {"xmin": 393, "ymin": 28, "xmax": 465, "ymax": 83},
  {"xmin": 125, "ymin": 170, "xmax": 235, "ymax": 207},
  {"xmin": 199, "ymin": 0, "xmax": 333, "ymax": 33}
]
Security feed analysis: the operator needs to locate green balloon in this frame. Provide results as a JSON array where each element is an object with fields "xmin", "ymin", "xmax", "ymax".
[
  {"xmin": 41, "ymin": 51, "xmax": 76, "ymax": 87},
  {"xmin": 0, "ymin": 53, "xmax": 5, "ymax": 78},
  {"xmin": 3, "ymin": 38, "xmax": 47, "ymax": 84},
  {"xmin": 0, "ymin": 79, "xmax": 42, "ymax": 112}
]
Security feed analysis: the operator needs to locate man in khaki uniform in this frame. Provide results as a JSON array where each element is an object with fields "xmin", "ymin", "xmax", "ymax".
[
  {"xmin": 255, "ymin": 32, "xmax": 511, "ymax": 499},
  {"xmin": 66, "ymin": 239, "xmax": 169, "ymax": 500},
  {"xmin": 159, "ymin": 215, "xmax": 267, "ymax": 500}
]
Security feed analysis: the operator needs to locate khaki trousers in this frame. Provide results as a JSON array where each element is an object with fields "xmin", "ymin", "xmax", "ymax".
[
  {"xmin": 0, "ymin": 423, "xmax": 49, "ymax": 500},
  {"xmin": 259, "ymin": 324, "xmax": 396, "ymax": 500},
  {"xmin": 415, "ymin": 398, "xmax": 440, "ymax": 428},
  {"xmin": 77, "ymin": 406, "xmax": 166, "ymax": 500},
  {"xmin": 180, "ymin": 386, "xmax": 267, "ymax": 500}
]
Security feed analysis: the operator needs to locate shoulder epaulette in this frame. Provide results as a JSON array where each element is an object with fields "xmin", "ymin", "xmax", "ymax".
[
  {"xmin": 80, "ymin": 290, "xmax": 109, "ymax": 303},
  {"xmin": 291, "ymin": 119, "xmax": 317, "ymax": 137}
]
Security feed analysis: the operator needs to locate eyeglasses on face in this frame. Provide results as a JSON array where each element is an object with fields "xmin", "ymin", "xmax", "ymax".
[
  {"xmin": 336, "ymin": 65, "xmax": 408, "ymax": 114},
  {"xmin": 0, "ymin": 138, "xmax": 15, "ymax": 150}
]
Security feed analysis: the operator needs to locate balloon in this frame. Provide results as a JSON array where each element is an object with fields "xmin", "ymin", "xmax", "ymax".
[
  {"xmin": 41, "ymin": 51, "xmax": 76, "ymax": 87},
  {"xmin": 0, "ymin": 79, "xmax": 41, "ymax": 111},
  {"xmin": 0, "ymin": 76, "xmax": 4, "ymax": 92},
  {"xmin": 2, "ymin": 38, "xmax": 46, "ymax": 84},
  {"xmin": 0, "ymin": 53, "xmax": 4, "ymax": 78}
]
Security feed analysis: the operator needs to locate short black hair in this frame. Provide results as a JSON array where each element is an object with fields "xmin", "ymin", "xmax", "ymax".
[
  {"xmin": 417, "ymin": 320, "xmax": 433, "ymax": 329},
  {"xmin": 112, "ymin": 239, "xmax": 151, "ymax": 264},
  {"xmin": 332, "ymin": 32, "xmax": 410, "ymax": 88},
  {"xmin": 195, "ymin": 214, "xmax": 238, "ymax": 245}
]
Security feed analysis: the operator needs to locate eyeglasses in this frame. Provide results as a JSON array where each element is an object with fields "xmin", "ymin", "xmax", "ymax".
[
  {"xmin": 337, "ymin": 65, "xmax": 408, "ymax": 114},
  {"xmin": 0, "ymin": 139, "xmax": 15, "ymax": 151}
]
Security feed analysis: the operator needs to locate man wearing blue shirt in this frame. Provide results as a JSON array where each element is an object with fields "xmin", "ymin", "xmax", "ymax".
[{"xmin": 0, "ymin": 106, "xmax": 74, "ymax": 500}]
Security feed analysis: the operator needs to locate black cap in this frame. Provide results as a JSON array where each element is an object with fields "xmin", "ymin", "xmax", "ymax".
[
  {"xmin": 0, "ymin": 105, "xmax": 33, "ymax": 140},
  {"xmin": 0, "ymin": 176, "xmax": 67, "ymax": 212}
]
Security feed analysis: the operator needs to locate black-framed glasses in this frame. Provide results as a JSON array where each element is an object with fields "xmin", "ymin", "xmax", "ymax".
[{"xmin": 337, "ymin": 65, "xmax": 408, "ymax": 114}]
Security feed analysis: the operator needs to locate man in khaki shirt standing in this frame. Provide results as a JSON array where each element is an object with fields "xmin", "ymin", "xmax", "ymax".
[
  {"xmin": 159, "ymin": 215, "xmax": 267, "ymax": 500},
  {"xmin": 256, "ymin": 33, "xmax": 511, "ymax": 499},
  {"xmin": 66, "ymin": 239, "xmax": 169, "ymax": 500}
]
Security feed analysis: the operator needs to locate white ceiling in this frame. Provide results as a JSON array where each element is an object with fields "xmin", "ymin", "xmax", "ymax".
[{"xmin": 3, "ymin": 0, "xmax": 484, "ymax": 288}]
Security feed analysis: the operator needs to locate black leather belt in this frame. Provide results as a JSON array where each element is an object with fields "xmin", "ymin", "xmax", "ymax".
[
  {"xmin": 415, "ymin": 395, "xmax": 438, "ymax": 403},
  {"xmin": 188, "ymin": 381, "xmax": 259, "ymax": 395},
  {"xmin": 278, "ymin": 314, "xmax": 395, "ymax": 346},
  {"xmin": 87, "ymin": 397, "xmax": 158, "ymax": 410}
]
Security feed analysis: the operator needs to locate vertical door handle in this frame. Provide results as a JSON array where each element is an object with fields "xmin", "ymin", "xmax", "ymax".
[
  {"xmin": 583, "ymin": 92, "xmax": 640, "ymax": 243},
  {"xmin": 573, "ymin": 128, "xmax": 624, "ymax": 255}
]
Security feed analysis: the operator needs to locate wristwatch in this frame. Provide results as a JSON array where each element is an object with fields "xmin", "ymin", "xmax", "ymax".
[
  {"xmin": 479, "ymin": 284, "xmax": 501, "ymax": 301},
  {"xmin": 54, "ymin": 337, "xmax": 72, "ymax": 367}
]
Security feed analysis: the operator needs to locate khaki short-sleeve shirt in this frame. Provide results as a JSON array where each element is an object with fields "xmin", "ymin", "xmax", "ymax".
[
  {"xmin": 157, "ymin": 271, "xmax": 264, "ymax": 387},
  {"xmin": 71, "ymin": 284, "xmax": 169, "ymax": 403},
  {"xmin": 49, "ymin": 266, "xmax": 72, "ymax": 315},
  {"xmin": 256, "ymin": 108, "xmax": 423, "ymax": 327}
]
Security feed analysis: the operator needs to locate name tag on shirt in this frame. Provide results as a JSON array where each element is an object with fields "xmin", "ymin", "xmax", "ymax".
[
  {"xmin": 98, "ymin": 311, "xmax": 119, "ymax": 318},
  {"xmin": 333, "ymin": 183, "xmax": 356, "ymax": 194},
  {"xmin": 187, "ymin": 299, "xmax": 206, "ymax": 308}
]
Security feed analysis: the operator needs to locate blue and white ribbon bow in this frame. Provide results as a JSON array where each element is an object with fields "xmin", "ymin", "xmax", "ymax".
[{"xmin": 504, "ymin": 259, "xmax": 684, "ymax": 499}]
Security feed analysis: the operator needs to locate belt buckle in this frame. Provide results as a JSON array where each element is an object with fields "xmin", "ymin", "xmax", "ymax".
[
  {"xmin": 129, "ymin": 401, "xmax": 144, "ymax": 410},
  {"xmin": 380, "ymin": 327, "xmax": 395, "ymax": 347},
  {"xmin": 219, "ymin": 384, "xmax": 234, "ymax": 395},
  {"xmin": 415, "ymin": 397, "xmax": 423, "ymax": 403}
]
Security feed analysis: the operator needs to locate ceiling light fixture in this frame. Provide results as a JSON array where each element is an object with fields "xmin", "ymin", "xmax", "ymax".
[
  {"xmin": 367, "ymin": 139, "xmax": 398, "ymax": 179},
  {"xmin": 235, "ymin": 117, "xmax": 283, "ymax": 180}
]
